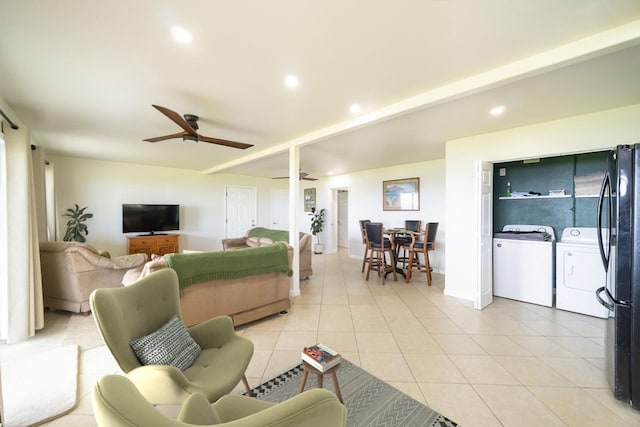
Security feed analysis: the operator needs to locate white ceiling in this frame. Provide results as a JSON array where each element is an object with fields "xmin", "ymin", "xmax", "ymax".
[{"xmin": 1, "ymin": 1, "xmax": 640, "ymax": 179}]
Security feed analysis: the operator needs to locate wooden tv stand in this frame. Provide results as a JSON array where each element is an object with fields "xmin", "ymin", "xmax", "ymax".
[{"xmin": 127, "ymin": 234, "xmax": 179, "ymax": 257}]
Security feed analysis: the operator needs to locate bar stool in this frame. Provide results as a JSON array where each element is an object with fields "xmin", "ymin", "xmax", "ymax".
[
  {"xmin": 395, "ymin": 220, "xmax": 422, "ymax": 266},
  {"xmin": 359, "ymin": 219, "xmax": 372, "ymax": 273},
  {"xmin": 402, "ymin": 222, "xmax": 439, "ymax": 285},
  {"xmin": 364, "ymin": 222, "xmax": 397, "ymax": 284}
]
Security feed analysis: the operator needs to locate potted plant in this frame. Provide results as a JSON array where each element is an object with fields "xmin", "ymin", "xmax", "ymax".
[
  {"xmin": 63, "ymin": 204, "xmax": 93, "ymax": 242},
  {"xmin": 309, "ymin": 207, "xmax": 326, "ymax": 254}
]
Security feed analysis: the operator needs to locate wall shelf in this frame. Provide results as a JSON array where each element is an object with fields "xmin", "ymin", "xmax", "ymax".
[{"xmin": 498, "ymin": 195, "xmax": 572, "ymax": 200}]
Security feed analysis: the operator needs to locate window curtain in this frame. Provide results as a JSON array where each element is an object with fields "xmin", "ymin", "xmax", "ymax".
[{"xmin": 0, "ymin": 121, "xmax": 44, "ymax": 343}]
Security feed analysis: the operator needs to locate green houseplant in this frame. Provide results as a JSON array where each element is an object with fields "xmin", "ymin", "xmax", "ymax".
[
  {"xmin": 309, "ymin": 207, "xmax": 326, "ymax": 254},
  {"xmin": 63, "ymin": 204, "xmax": 93, "ymax": 242}
]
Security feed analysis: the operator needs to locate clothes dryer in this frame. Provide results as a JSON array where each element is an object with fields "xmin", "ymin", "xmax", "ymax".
[{"xmin": 556, "ymin": 227, "xmax": 608, "ymax": 318}]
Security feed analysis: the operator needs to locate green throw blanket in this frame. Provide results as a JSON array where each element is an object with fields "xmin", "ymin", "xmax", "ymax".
[
  {"xmin": 246, "ymin": 227, "xmax": 290, "ymax": 242},
  {"xmin": 164, "ymin": 242, "xmax": 292, "ymax": 289}
]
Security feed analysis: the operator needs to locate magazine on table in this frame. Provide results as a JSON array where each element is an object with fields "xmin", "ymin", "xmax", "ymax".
[{"xmin": 301, "ymin": 343, "xmax": 341, "ymax": 372}]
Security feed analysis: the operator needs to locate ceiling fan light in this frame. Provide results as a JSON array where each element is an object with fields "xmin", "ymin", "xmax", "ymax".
[{"xmin": 183, "ymin": 135, "xmax": 199, "ymax": 144}]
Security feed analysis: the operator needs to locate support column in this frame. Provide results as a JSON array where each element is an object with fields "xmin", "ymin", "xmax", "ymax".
[{"xmin": 288, "ymin": 146, "xmax": 301, "ymax": 296}]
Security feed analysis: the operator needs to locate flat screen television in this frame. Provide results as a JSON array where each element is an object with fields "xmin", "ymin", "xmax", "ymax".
[{"xmin": 122, "ymin": 204, "xmax": 180, "ymax": 234}]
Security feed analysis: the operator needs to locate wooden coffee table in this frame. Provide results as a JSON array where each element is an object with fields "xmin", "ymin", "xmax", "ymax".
[{"xmin": 297, "ymin": 361, "xmax": 343, "ymax": 403}]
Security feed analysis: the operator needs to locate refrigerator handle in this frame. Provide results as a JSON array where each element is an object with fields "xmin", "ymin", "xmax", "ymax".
[
  {"xmin": 596, "ymin": 285, "xmax": 629, "ymax": 309},
  {"xmin": 596, "ymin": 172, "xmax": 611, "ymax": 272},
  {"xmin": 595, "ymin": 286, "xmax": 615, "ymax": 311}
]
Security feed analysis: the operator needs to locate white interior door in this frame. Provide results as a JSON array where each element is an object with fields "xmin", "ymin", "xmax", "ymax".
[
  {"xmin": 225, "ymin": 186, "xmax": 257, "ymax": 238},
  {"xmin": 270, "ymin": 189, "xmax": 289, "ymax": 230},
  {"xmin": 476, "ymin": 161, "xmax": 493, "ymax": 309},
  {"xmin": 337, "ymin": 190, "xmax": 348, "ymax": 248}
]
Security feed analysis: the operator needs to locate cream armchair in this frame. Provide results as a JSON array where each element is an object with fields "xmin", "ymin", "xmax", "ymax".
[
  {"xmin": 93, "ymin": 374, "xmax": 347, "ymax": 427},
  {"xmin": 40, "ymin": 241, "xmax": 147, "ymax": 314}
]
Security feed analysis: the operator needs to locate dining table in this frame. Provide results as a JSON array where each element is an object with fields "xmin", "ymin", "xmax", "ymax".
[{"xmin": 383, "ymin": 228, "xmax": 414, "ymax": 279}]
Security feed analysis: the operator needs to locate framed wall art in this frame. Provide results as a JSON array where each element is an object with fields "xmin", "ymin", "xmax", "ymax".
[
  {"xmin": 304, "ymin": 188, "xmax": 316, "ymax": 212},
  {"xmin": 383, "ymin": 178, "xmax": 420, "ymax": 211}
]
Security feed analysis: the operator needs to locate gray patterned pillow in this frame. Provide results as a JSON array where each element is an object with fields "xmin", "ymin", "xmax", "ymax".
[{"xmin": 130, "ymin": 315, "xmax": 201, "ymax": 371}]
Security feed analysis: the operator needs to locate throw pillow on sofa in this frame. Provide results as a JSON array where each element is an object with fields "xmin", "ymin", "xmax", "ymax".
[{"xmin": 130, "ymin": 315, "xmax": 201, "ymax": 370}]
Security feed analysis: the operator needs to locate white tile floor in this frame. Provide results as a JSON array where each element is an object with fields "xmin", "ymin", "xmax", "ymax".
[{"xmin": 3, "ymin": 249, "xmax": 640, "ymax": 426}]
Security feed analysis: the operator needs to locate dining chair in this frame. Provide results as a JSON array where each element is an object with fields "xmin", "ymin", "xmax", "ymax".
[
  {"xmin": 395, "ymin": 220, "xmax": 422, "ymax": 265},
  {"xmin": 364, "ymin": 222, "xmax": 397, "ymax": 284},
  {"xmin": 359, "ymin": 219, "xmax": 372, "ymax": 273},
  {"xmin": 401, "ymin": 222, "xmax": 438, "ymax": 285}
]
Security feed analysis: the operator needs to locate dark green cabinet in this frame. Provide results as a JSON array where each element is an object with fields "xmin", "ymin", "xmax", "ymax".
[{"xmin": 493, "ymin": 151, "xmax": 608, "ymax": 237}]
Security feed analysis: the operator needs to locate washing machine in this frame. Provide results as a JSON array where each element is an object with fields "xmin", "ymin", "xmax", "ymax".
[
  {"xmin": 493, "ymin": 224, "xmax": 555, "ymax": 307},
  {"xmin": 555, "ymin": 227, "xmax": 608, "ymax": 318}
]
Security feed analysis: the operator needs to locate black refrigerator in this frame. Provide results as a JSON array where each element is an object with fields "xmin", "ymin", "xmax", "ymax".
[{"xmin": 596, "ymin": 143, "xmax": 640, "ymax": 410}]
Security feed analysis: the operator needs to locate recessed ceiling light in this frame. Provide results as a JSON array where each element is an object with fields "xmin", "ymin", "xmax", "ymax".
[
  {"xmin": 284, "ymin": 75, "xmax": 299, "ymax": 88},
  {"xmin": 490, "ymin": 105, "xmax": 506, "ymax": 116},
  {"xmin": 349, "ymin": 104, "xmax": 361, "ymax": 113},
  {"xmin": 171, "ymin": 26, "xmax": 193, "ymax": 44},
  {"xmin": 328, "ymin": 171, "xmax": 334, "ymax": 176}
]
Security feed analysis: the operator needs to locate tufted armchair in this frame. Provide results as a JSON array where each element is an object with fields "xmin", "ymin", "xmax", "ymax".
[
  {"xmin": 90, "ymin": 268, "xmax": 254, "ymax": 405},
  {"xmin": 39, "ymin": 241, "xmax": 147, "ymax": 313},
  {"xmin": 93, "ymin": 374, "xmax": 347, "ymax": 427}
]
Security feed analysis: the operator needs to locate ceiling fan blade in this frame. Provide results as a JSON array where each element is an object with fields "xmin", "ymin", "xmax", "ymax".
[
  {"xmin": 151, "ymin": 104, "xmax": 197, "ymax": 135},
  {"xmin": 198, "ymin": 135, "xmax": 254, "ymax": 149},
  {"xmin": 272, "ymin": 171, "xmax": 319, "ymax": 180},
  {"xmin": 143, "ymin": 132, "xmax": 188, "ymax": 142}
]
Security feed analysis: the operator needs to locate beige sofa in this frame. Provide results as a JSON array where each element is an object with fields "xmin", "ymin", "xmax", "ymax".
[
  {"xmin": 127, "ymin": 243, "xmax": 293, "ymax": 327},
  {"xmin": 222, "ymin": 227, "xmax": 312, "ymax": 279},
  {"xmin": 39, "ymin": 241, "xmax": 147, "ymax": 314}
]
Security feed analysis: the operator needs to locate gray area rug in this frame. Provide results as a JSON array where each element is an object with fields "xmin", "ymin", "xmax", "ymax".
[{"xmin": 246, "ymin": 359, "xmax": 458, "ymax": 427}]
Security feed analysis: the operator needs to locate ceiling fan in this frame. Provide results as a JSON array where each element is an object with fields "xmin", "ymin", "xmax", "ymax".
[
  {"xmin": 143, "ymin": 104, "xmax": 253, "ymax": 149},
  {"xmin": 273, "ymin": 169, "xmax": 318, "ymax": 181}
]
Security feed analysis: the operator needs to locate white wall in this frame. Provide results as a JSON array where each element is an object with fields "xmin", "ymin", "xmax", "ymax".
[
  {"xmin": 299, "ymin": 159, "xmax": 446, "ymax": 273},
  {"xmin": 445, "ymin": 103, "xmax": 640, "ymax": 302},
  {"xmin": 51, "ymin": 155, "xmax": 287, "ymax": 256}
]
